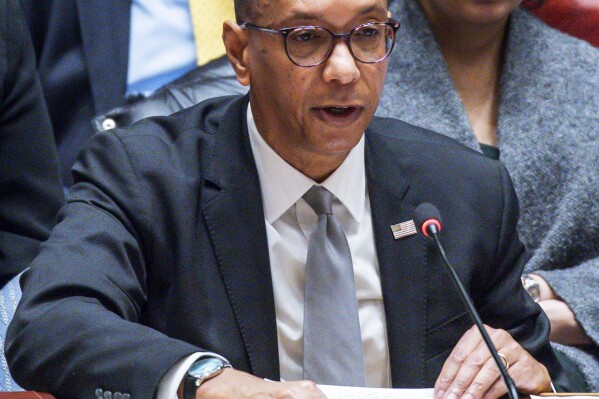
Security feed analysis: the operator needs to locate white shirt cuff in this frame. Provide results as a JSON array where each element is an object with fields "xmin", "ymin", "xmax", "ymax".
[{"xmin": 156, "ymin": 352, "xmax": 229, "ymax": 399}]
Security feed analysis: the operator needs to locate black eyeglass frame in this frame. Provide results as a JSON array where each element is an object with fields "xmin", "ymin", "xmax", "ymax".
[{"xmin": 239, "ymin": 19, "xmax": 400, "ymax": 67}]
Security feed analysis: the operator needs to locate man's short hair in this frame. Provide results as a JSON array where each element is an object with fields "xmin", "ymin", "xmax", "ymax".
[
  {"xmin": 233, "ymin": 0, "xmax": 256, "ymax": 23},
  {"xmin": 233, "ymin": 0, "xmax": 389, "ymax": 23}
]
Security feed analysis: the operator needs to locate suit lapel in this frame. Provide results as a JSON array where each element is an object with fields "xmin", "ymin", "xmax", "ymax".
[
  {"xmin": 77, "ymin": 0, "xmax": 130, "ymax": 113},
  {"xmin": 366, "ymin": 128, "xmax": 428, "ymax": 387},
  {"xmin": 201, "ymin": 97, "xmax": 279, "ymax": 379}
]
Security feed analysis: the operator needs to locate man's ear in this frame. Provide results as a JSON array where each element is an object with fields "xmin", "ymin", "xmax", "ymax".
[{"xmin": 223, "ymin": 21, "xmax": 251, "ymax": 87}]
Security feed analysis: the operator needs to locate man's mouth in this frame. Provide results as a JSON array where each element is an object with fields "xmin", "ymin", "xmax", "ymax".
[
  {"xmin": 313, "ymin": 106, "xmax": 363, "ymax": 124},
  {"xmin": 325, "ymin": 107, "xmax": 354, "ymax": 116}
]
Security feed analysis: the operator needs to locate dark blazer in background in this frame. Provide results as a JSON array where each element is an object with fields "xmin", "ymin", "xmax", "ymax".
[
  {"xmin": 18, "ymin": 0, "xmax": 245, "ymax": 187},
  {"xmin": 0, "ymin": 0, "xmax": 64, "ymax": 287},
  {"xmin": 6, "ymin": 95, "xmax": 570, "ymax": 398},
  {"xmin": 18, "ymin": 0, "xmax": 131, "ymax": 186}
]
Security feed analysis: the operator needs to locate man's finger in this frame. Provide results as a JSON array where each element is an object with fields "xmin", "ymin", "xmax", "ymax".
[
  {"xmin": 434, "ymin": 326, "xmax": 484, "ymax": 399},
  {"xmin": 436, "ymin": 326, "xmax": 519, "ymax": 399},
  {"xmin": 480, "ymin": 377, "xmax": 508, "ymax": 399},
  {"xmin": 481, "ymin": 355, "xmax": 549, "ymax": 399},
  {"xmin": 506, "ymin": 353, "xmax": 551, "ymax": 394},
  {"xmin": 440, "ymin": 337, "xmax": 501, "ymax": 399},
  {"xmin": 460, "ymin": 355, "xmax": 505, "ymax": 399},
  {"xmin": 279, "ymin": 380, "xmax": 329, "ymax": 399}
]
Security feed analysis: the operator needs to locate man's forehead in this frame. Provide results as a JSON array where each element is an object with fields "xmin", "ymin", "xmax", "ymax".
[
  {"xmin": 251, "ymin": 0, "xmax": 275, "ymax": 21},
  {"xmin": 251, "ymin": 0, "xmax": 387, "ymax": 26}
]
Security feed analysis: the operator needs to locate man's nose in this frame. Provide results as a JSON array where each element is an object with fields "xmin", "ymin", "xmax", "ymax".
[{"xmin": 322, "ymin": 40, "xmax": 360, "ymax": 84}]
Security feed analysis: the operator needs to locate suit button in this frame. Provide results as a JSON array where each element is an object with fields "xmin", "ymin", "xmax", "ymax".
[
  {"xmin": 102, "ymin": 118, "xmax": 116, "ymax": 131},
  {"xmin": 95, "ymin": 388, "xmax": 104, "ymax": 399},
  {"xmin": 113, "ymin": 393, "xmax": 122, "ymax": 399},
  {"xmin": 103, "ymin": 390, "xmax": 112, "ymax": 399}
]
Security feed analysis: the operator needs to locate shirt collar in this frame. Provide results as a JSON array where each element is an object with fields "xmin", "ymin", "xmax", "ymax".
[{"xmin": 246, "ymin": 104, "xmax": 366, "ymax": 224}]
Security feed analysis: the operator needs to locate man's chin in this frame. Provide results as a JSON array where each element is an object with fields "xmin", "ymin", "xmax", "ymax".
[{"xmin": 307, "ymin": 132, "xmax": 365, "ymax": 158}]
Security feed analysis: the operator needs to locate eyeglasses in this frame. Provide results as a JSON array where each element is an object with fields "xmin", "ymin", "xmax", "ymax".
[{"xmin": 239, "ymin": 20, "xmax": 400, "ymax": 67}]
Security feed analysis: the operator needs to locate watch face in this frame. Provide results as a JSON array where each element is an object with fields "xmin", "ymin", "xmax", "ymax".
[{"xmin": 189, "ymin": 357, "xmax": 224, "ymax": 378}]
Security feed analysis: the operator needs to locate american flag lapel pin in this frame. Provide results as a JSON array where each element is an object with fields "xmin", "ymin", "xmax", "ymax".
[{"xmin": 391, "ymin": 220, "xmax": 417, "ymax": 240}]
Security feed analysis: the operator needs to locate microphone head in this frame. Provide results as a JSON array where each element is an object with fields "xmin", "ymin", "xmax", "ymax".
[{"xmin": 414, "ymin": 203, "xmax": 442, "ymax": 237}]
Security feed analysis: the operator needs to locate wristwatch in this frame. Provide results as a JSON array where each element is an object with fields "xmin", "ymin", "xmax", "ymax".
[
  {"xmin": 183, "ymin": 357, "xmax": 232, "ymax": 399},
  {"xmin": 521, "ymin": 274, "xmax": 541, "ymax": 302}
]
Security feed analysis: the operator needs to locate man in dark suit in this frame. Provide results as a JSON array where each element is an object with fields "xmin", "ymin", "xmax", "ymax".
[
  {"xmin": 6, "ymin": 0, "xmax": 570, "ymax": 398},
  {"xmin": 0, "ymin": 0, "xmax": 64, "ymax": 287}
]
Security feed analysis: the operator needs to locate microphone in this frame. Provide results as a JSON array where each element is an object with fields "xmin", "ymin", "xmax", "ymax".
[{"xmin": 414, "ymin": 203, "xmax": 519, "ymax": 399}]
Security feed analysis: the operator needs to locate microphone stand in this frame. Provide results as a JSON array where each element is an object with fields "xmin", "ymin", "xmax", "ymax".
[{"xmin": 428, "ymin": 224, "xmax": 519, "ymax": 399}]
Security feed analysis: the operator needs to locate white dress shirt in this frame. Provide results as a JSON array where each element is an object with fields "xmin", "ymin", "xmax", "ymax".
[{"xmin": 157, "ymin": 104, "xmax": 391, "ymax": 398}]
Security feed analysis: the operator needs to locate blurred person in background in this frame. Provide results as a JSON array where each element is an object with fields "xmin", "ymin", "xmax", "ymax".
[
  {"xmin": 19, "ymin": 0, "xmax": 245, "ymax": 188},
  {"xmin": 0, "ymin": 0, "xmax": 64, "ymax": 390},
  {"xmin": 0, "ymin": 0, "xmax": 63, "ymax": 289}
]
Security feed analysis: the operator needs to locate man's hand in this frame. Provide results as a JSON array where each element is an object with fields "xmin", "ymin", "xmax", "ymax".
[
  {"xmin": 435, "ymin": 325, "xmax": 551, "ymax": 399},
  {"xmin": 194, "ymin": 368, "xmax": 327, "ymax": 399}
]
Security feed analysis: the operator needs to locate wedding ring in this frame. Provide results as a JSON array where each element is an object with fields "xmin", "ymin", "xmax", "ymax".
[{"xmin": 498, "ymin": 352, "xmax": 510, "ymax": 370}]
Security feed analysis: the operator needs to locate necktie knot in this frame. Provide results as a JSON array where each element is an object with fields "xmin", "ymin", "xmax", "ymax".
[{"xmin": 303, "ymin": 186, "xmax": 333, "ymax": 216}]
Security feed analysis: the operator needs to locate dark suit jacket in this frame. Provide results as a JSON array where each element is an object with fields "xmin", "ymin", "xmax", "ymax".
[
  {"xmin": 18, "ymin": 0, "xmax": 131, "ymax": 186},
  {"xmin": 18, "ymin": 0, "xmax": 245, "ymax": 188},
  {"xmin": 0, "ymin": 0, "xmax": 64, "ymax": 287},
  {"xmin": 6, "ymin": 96, "xmax": 569, "ymax": 398}
]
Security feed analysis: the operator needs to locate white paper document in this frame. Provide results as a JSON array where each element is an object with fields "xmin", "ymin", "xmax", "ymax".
[
  {"xmin": 531, "ymin": 396, "xmax": 599, "ymax": 399},
  {"xmin": 317, "ymin": 385, "xmax": 435, "ymax": 399}
]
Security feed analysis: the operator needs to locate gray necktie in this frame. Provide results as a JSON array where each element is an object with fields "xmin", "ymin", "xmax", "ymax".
[{"xmin": 302, "ymin": 185, "xmax": 366, "ymax": 386}]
